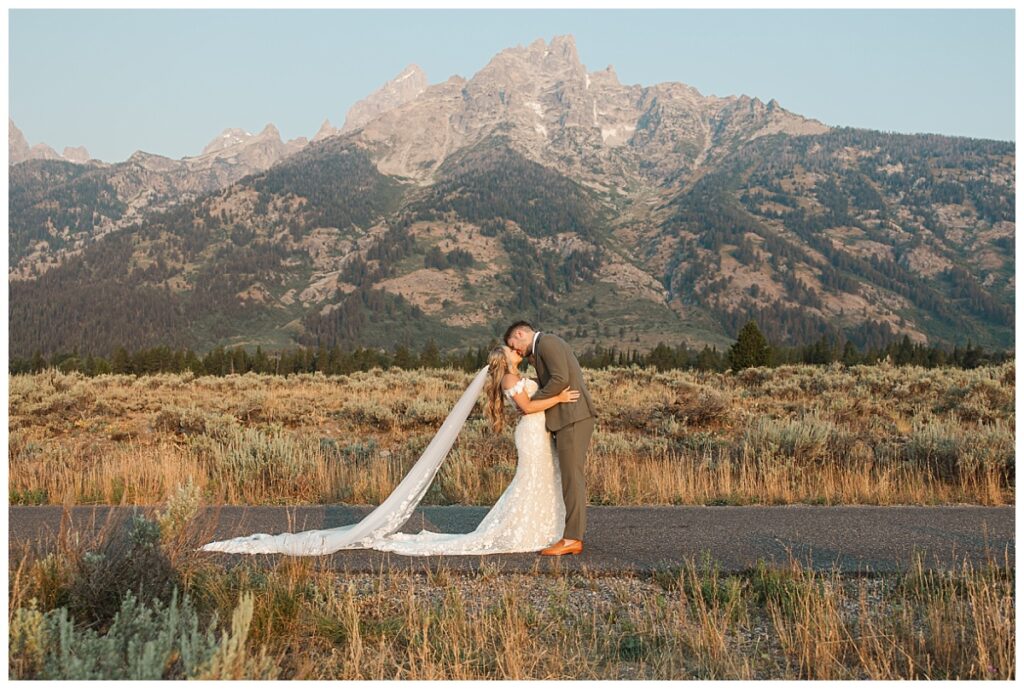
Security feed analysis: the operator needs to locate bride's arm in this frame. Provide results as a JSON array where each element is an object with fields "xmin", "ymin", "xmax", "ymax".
[{"xmin": 503, "ymin": 377, "xmax": 580, "ymax": 415}]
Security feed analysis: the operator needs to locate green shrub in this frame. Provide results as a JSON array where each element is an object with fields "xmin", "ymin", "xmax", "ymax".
[
  {"xmin": 67, "ymin": 513, "xmax": 181, "ymax": 630},
  {"xmin": 157, "ymin": 481, "xmax": 201, "ymax": 544},
  {"xmin": 742, "ymin": 413, "xmax": 836, "ymax": 464},
  {"xmin": 10, "ymin": 589, "xmax": 277, "ymax": 680},
  {"xmin": 153, "ymin": 404, "xmax": 242, "ymax": 438}
]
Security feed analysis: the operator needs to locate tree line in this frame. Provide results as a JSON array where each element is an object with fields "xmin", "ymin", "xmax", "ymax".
[{"xmin": 9, "ymin": 321, "xmax": 1009, "ymax": 377}]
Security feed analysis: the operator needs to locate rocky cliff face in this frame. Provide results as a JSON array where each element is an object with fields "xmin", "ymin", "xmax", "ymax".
[
  {"xmin": 312, "ymin": 118, "xmax": 342, "ymax": 142},
  {"xmin": 344, "ymin": 35, "xmax": 827, "ymax": 189},
  {"xmin": 342, "ymin": 64, "xmax": 428, "ymax": 133},
  {"xmin": 185, "ymin": 123, "xmax": 309, "ymax": 181},
  {"xmin": 9, "ymin": 119, "xmax": 31, "ymax": 163},
  {"xmin": 10, "ymin": 118, "xmax": 93, "ymax": 165},
  {"xmin": 61, "ymin": 145, "xmax": 91, "ymax": 163}
]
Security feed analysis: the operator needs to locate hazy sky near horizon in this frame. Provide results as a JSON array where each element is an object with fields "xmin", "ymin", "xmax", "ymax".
[{"xmin": 9, "ymin": 8, "xmax": 1015, "ymax": 162}]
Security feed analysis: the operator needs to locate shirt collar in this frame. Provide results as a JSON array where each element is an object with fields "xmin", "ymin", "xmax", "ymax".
[{"xmin": 530, "ymin": 330, "xmax": 541, "ymax": 356}]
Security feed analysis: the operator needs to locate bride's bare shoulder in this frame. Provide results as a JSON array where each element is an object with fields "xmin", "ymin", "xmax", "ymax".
[{"xmin": 500, "ymin": 373, "xmax": 521, "ymax": 390}]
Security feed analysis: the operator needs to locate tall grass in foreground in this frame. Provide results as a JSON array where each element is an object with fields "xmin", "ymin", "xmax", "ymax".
[
  {"xmin": 9, "ymin": 360, "xmax": 1014, "ymax": 506},
  {"xmin": 8, "ymin": 502, "xmax": 1014, "ymax": 680}
]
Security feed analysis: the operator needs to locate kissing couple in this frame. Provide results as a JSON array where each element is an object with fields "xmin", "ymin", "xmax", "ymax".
[{"xmin": 200, "ymin": 321, "xmax": 598, "ymax": 557}]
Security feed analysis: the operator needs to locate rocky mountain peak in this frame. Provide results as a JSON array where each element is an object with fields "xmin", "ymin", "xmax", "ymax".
[
  {"xmin": 187, "ymin": 121, "xmax": 295, "ymax": 181},
  {"xmin": 197, "ymin": 123, "xmax": 283, "ymax": 157},
  {"xmin": 9, "ymin": 119, "xmax": 31, "ymax": 164},
  {"xmin": 10, "ymin": 118, "xmax": 94, "ymax": 165},
  {"xmin": 342, "ymin": 63, "xmax": 428, "ymax": 132},
  {"xmin": 28, "ymin": 143, "xmax": 62, "ymax": 160},
  {"xmin": 201, "ymin": 127, "xmax": 254, "ymax": 155},
  {"xmin": 126, "ymin": 149, "xmax": 181, "ymax": 172},
  {"xmin": 257, "ymin": 123, "xmax": 281, "ymax": 139},
  {"xmin": 589, "ymin": 64, "xmax": 620, "ymax": 88},
  {"xmin": 546, "ymin": 34, "xmax": 581, "ymax": 65},
  {"xmin": 394, "ymin": 64, "xmax": 426, "ymax": 84},
  {"xmin": 62, "ymin": 146, "xmax": 91, "ymax": 163},
  {"xmin": 313, "ymin": 118, "xmax": 341, "ymax": 142},
  {"xmin": 481, "ymin": 33, "xmax": 586, "ymax": 85},
  {"xmin": 341, "ymin": 34, "xmax": 830, "ymax": 185}
]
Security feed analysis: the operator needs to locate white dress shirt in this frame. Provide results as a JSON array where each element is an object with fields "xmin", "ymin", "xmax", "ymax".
[{"xmin": 530, "ymin": 330, "xmax": 542, "ymax": 357}]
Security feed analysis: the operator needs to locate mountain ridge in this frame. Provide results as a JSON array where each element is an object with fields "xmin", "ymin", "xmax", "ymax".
[{"xmin": 8, "ymin": 34, "xmax": 1014, "ymax": 360}]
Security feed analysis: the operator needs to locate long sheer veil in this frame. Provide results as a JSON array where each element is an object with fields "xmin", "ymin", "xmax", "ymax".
[{"xmin": 199, "ymin": 365, "xmax": 490, "ymax": 556}]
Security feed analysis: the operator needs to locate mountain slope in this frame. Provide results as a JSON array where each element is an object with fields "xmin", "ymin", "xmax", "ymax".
[{"xmin": 8, "ymin": 35, "xmax": 1014, "ymax": 359}]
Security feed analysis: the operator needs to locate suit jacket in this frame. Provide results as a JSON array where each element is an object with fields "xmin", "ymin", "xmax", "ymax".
[{"xmin": 529, "ymin": 332, "xmax": 597, "ymax": 432}]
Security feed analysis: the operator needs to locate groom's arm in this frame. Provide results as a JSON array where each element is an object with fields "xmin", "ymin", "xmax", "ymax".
[{"xmin": 531, "ymin": 336, "xmax": 571, "ymax": 401}]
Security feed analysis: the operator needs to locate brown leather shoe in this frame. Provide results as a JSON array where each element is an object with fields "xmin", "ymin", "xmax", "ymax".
[{"xmin": 539, "ymin": 538, "xmax": 583, "ymax": 556}]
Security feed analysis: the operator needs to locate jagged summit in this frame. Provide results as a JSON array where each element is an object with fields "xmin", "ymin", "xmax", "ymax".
[
  {"xmin": 313, "ymin": 118, "xmax": 341, "ymax": 142},
  {"xmin": 589, "ymin": 64, "xmax": 620, "ymax": 87},
  {"xmin": 342, "ymin": 63, "xmax": 428, "ymax": 132},
  {"xmin": 9, "ymin": 118, "xmax": 94, "ymax": 165},
  {"xmin": 346, "ymin": 33, "xmax": 828, "ymax": 181},
  {"xmin": 201, "ymin": 127, "xmax": 254, "ymax": 155},
  {"xmin": 477, "ymin": 33, "xmax": 587, "ymax": 85},
  {"xmin": 62, "ymin": 146, "xmax": 91, "ymax": 163}
]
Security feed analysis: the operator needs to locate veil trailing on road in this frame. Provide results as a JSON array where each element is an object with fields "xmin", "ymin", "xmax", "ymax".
[{"xmin": 198, "ymin": 365, "xmax": 490, "ymax": 556}]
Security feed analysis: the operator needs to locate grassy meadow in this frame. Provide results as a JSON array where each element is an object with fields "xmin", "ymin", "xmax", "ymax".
[{"xmin": 8, "ymin": 360, "xmax": 1015, "ymax": 507}]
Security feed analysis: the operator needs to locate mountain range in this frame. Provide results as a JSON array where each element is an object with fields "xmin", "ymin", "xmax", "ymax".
[{"xmin": 9, "ymin": 34, "xmax": 1014, "ymax": 360}]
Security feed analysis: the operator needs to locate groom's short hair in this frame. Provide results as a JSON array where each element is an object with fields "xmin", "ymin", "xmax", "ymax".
[{"xmin": 504, "ymin": 320, "xmax": 534, "ymax": 343}]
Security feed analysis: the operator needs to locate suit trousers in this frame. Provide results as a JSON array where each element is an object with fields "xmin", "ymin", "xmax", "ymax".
[{"xmin": 551, "ymin": 415, "xmax": 595, "ymax": 541}]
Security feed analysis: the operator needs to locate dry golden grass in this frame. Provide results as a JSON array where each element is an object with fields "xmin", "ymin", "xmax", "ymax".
[
  {"xmin": 8, "ymin": 360, "xmax": 1014, "ymax": 506},
  {"xmin": 8, "ymin": 505, "xmax": 1014, "ymax": 680}
]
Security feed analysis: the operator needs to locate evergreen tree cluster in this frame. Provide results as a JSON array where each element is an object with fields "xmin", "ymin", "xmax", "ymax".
[
  {"xmin": 10, "ymin": 159, "xmax": 128, "ymax": 265},
  {"xmin": 11, "ymin": 323, "xmax": 1008, "ymax": 378},
  {"xmin": 247, "ymin": 139, "xmax": 406, "ymax": 231},
  {"xmin": 424, "ymin": 245, "xmax": 475, "ymax": 270},
  {"xmin": 409, "ymin": 136, "xmax": 606, "ymax": 241}
]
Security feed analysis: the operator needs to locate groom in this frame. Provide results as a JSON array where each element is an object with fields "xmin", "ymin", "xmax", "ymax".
[{"xmin": 504, "ymin": 321, "xmax": 596, "ymax": 556}]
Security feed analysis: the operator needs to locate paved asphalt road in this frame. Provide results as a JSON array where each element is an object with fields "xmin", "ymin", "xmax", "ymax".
[{"xmin": 8, "ymin": 504, "xmax": 1014, "ymax": 575}]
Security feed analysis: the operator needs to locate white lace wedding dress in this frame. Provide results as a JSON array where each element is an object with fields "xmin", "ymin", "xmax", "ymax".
[
  {"xmin": 198, "ymin": 368, "xmax": 565, "ymax": 556},
  {"xmin": 373, "ymin": 376, "xmax": 565, "ymax": 555}
]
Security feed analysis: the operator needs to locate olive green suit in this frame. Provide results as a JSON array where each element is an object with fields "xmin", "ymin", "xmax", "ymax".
[{"xmin": 529, "ymin": 332, "xmax": 596, "ymax": 541}]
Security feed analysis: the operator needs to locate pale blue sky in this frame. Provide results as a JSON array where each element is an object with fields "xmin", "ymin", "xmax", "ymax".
[{"xmin": 9, "ymin": 8, "xmax": 1015, "ymax": 163}]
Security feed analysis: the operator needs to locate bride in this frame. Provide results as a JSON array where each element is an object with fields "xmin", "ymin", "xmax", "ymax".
[{"xmin": 198, "ymin": 345, "xmax": 580, "ymax": 556}]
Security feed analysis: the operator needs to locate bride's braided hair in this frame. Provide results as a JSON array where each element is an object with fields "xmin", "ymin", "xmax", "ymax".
[{"xmin": 483, "ymin": 346, "xmax": 512, "ymax": 434}]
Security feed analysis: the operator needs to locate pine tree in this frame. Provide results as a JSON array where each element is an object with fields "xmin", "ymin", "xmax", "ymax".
[
  {"xmin": 111, "ymin": 346, "xmax": 131, "ymax": 374},
  {"xmin": 419, "ymin": 340, "xmax": 442, "ymax": 369},
  {"xmin": 894, "ymin": 334, "xmax": 915, "ymax": 365},
  {"xmin": 728, "ymin": 321, "xmax": 770, "ymax": 370},
  {"xmin": 254, "ymin": 345, "xmax": 270, "ymax": 374},
  {"xmin": 231, "ymin": 347, "xmax": 247, "ymax": 374},
  {"xmin": 841, "ymin": 340, "xmax": 860, "ymax": 366},
  {"xmin": 393, "ymin": 345, "xmax": 415, "ymax": 369}
]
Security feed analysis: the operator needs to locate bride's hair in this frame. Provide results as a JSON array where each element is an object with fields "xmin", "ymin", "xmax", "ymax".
[{"xmin": 483, "ymin": 346, "xmax": 512, "ymax": 434}]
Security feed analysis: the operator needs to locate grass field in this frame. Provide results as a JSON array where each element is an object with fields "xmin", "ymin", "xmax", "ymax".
[{"xmin": 8, "ymin": 360, "xmax": 1014, "ymax": 507}]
